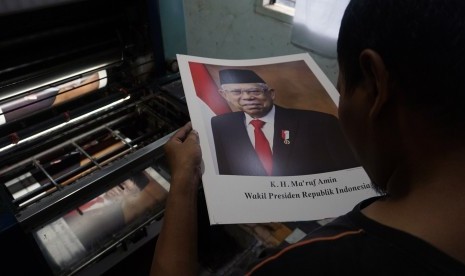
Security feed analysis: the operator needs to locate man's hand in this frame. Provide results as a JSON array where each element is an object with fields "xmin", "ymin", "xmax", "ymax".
[
  {"xmin": 164, "ymin": 122, "xmax": 202, "ymax": 183},
  {"xmin": 151, "ymin": 122, "xmax": 202, "ymax": 276}
]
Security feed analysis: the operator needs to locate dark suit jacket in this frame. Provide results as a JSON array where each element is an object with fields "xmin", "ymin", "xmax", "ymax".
[{"xmin": 211, "ymin": 105, "xmax": 360, "ymax": 176}]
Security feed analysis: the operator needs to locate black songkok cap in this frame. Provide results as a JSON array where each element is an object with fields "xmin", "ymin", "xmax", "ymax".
[{"xmin": 219, "ymin": 69, "xmax": 265, "ymax": 85}]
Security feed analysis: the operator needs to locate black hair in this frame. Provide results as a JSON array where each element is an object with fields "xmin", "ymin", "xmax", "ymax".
[{"xmin": 337, "ymin": 0, "xmax": 465, "ymax": 132}]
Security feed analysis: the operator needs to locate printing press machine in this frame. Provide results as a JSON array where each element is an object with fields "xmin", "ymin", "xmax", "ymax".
[
  {"xmin": 0, "ymin": 1, "xmax": 327, "ymax": 275},
  {"xmin": 0, "ymin": 0, "xmax": 190, "ymax": 275}
]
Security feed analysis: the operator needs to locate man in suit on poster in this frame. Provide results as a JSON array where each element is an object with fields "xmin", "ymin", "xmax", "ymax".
[{"xmin": 211, "ymin": 68, "xmax": 359, "ymax": 176}]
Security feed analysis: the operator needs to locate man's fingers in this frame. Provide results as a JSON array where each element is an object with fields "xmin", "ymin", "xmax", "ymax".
[
  {"xmin": 171, "ymin": 122, "xmax": 193, "ymax": 142},
  {"xmin": 185, "ymin": 129, "xmax": 199, "ymax": 144}
]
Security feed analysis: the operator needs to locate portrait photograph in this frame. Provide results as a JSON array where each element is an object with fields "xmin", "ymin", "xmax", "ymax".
[{"xmin": 187, "ymin": 58, "xmax": 359, "ymax": 177}]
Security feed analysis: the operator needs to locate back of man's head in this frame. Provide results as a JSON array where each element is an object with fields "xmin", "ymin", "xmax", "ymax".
[{"xmin": 337, "ymin": 0, "xmax": 465, "ymax": 136}]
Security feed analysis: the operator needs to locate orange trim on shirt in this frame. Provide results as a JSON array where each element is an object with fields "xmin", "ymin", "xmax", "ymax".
[{"xmin": 246, "ymin": 229, "xmax": 365, "ymax": 275}]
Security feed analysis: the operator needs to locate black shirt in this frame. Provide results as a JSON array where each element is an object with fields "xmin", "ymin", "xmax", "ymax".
[{"xmin": 247, "ymin": 196, "xmax": 465, "ymax": 275}]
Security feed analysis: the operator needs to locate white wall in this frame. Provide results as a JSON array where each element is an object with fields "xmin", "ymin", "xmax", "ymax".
[{"xmin": 183, "ymin": 0, "xmax": 339, "ymax": 85}]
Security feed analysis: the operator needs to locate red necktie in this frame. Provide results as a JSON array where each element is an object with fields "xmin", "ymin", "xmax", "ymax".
[{"xmin": 250, "ymin": 119, "xmax": 273, "ymax": 175}]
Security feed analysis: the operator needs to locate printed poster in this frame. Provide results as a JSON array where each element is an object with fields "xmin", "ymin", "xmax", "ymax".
[{"xmin": 177, "ymin": 53, "xmax": 378, "ymax": 224}]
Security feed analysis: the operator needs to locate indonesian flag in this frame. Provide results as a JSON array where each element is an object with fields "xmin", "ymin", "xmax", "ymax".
[
  {"xmin": 188, "ymin": 62, "xmax": 231, "ymax": 115},
  {"xmin": 281, "ymin": 130, "xmax": 290, "ymax": 140}
]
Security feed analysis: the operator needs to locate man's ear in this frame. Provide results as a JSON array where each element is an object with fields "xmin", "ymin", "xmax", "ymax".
[
  {"xmin": 269, "ymin": 88, "xmax": 276, "ymax": 100},
  {"xmin": 218, "ymin": 89, "xmax": 228, "ymax": 100},
  {"xmin": 359, "ymin": 49, "xmax": 390, "ymax": 120}
]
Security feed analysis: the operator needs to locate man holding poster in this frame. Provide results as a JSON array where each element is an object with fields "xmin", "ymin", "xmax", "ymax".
[
  {"xmin": 211, "ymin": 68, "xmax": 359, "ymax": 176},
  {"xmin": 152, "ymin": 0, "xmax": 465, "ymax": 275}
]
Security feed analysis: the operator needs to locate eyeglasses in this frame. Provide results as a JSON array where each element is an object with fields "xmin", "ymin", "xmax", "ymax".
[{"xmin": 224, "ymin": 88, "xmax": 268, "ymax": 97}]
